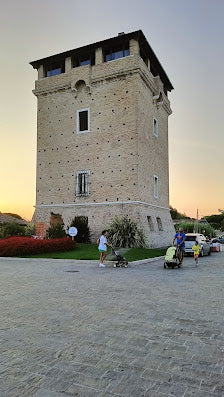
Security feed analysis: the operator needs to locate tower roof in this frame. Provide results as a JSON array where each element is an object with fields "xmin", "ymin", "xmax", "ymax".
[{"xmin": 30, "ymin": 30, "xmax": 173, "ymax": 92}]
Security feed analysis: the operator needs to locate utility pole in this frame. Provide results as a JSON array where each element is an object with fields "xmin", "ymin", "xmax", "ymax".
[{"xmin": 196, "ymin": 208, "xmax": 199, "ymax": 233}]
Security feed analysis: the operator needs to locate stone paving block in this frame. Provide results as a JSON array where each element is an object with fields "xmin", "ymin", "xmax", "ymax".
[
  {"xmin": 156, "ymin": 380, "xmax": 187, "ymax": 396},
  {"xmin": 34, "ymin": 389, "xmax": 69, "ymax": 397},
  {"xmin": 1, "ymin": 254, "xmax": 224, "ymax": 396},
  {"xmin": 63, "ymin": 383, "xmax": 101, "ymax": 396},
  {"xmin": 106, "ymin": 374, "xmax": 158, "ymax": 396},
  {"xmin": 141, "ymin": 368, "xmax": 173, "ymax": 383},
  {"xmin": 182, "ymin": 390, "xmax": 221, "ymax": 397}
]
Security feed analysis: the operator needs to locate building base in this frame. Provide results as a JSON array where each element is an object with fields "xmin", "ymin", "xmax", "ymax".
[{"xmin": 33, "ymin": 201, "xmax": 175, "ymax": 248}]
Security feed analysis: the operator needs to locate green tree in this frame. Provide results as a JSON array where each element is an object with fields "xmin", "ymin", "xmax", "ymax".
[
  {"xmin": 221, "ymin": 219, "xmax": 224, "ymax": 232},
  {"xmin": 205, "ymin": 213, "xmax": 224, "ymax": 230},
  {"xmin": 0, "ymin": 222, "xmax": 25, "ymax": 239},
  {"xmin": 70, "ymin": 216, "xmax": 91, "ymax": 243},
  {"xmin": 46, "ymin": 223, "xmax": 66, "ymax": 239},
  {"xmin": 107, "ymin": 216, "xmax": 146, "ymax": 248},
  {"xmin": 170, "ymin": 206, "xmax": 186, "ymax": 220},
  {"xmin": 24, "ymin": 222, "xmax": 35, "ymax": 237}
]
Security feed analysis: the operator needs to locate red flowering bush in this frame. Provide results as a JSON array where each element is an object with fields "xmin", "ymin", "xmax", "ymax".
[{"xmin": 0, "ymin": 237, "xmax": 76, "ymax": 257}]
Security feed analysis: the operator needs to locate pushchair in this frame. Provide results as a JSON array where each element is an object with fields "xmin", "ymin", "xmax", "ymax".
[
  {"xmin": 164, "ymin": 246, "xmax": 182, "ymax": 269},
  {"xmin": 111, "ymin": 247, "xmax": 128, "ymax": 268}
]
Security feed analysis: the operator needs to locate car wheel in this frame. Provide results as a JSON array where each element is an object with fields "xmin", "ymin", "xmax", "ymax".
[
  {"xmin": 200, "ymin": 248, "xmax": 204, "ymax": 257},
  {"xmin": 208, "ymin": 249, "xmax": 211, "ymax": 256}
]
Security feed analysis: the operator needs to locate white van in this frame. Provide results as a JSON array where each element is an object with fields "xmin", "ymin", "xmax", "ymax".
[{"xmin": 185, "ymin": 233, "xmax": 211, "ymax": 256}]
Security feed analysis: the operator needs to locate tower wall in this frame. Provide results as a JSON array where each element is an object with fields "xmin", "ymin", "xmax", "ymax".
[{"xmin": 32, "ymin": 33, "xmax": 175, "ymax": 247}]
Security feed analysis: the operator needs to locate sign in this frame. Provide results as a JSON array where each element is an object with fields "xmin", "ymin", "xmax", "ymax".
[{"xmin": 68, "ymin": 227, "xmax": 78, "ymax": 237}]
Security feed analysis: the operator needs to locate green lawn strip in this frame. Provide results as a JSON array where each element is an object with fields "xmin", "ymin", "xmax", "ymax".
[
  {"xmin": 24, "ymin": 243, "xmax": 100, "ymax": 260},
  {"xmin": 124, "ymin": 247, "xmax": 167, "ymax": 262},
  {"xmin": 23, "ymin": 244, "xmax": 166, "ymax": 261}
]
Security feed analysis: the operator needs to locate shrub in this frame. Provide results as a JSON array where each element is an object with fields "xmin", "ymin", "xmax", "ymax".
[
  {"xmin": 174, "ymin": 222, "xmax": 216, "ymax": 237},
  {"xmin": 0, "ymin": 237, "xmax": 75, "ymax": 257},
  {"xmin": 69, "ymin": 216, "xmax": 91, "ymax": 243},
  {"xmin": 107, "ymin": 216, "xmax": 146, "ymax": 248},
  {"xmin": 46, "ymin": 223, "xmax": 66, "ymax": 239},
  {"xmin": 24, "ymin": 222, "xmax": 35, "ymax": 237},
  {"xmin": 205, "ymin": 213, "xmax": 224, "ymax": 230},
  {"xmin": 0, "ymin": 222, "xmax": 26, "ymax": 239}
]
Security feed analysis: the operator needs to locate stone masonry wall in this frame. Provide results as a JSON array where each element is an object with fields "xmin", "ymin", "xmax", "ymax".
[{"xmin": 33, "ymin": 51, "xmax": 174, "ymax": 246}]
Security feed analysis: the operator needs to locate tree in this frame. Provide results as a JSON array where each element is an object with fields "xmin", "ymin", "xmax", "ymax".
[
  {"xmin": 169, "ymin": 206, "xmax": 189, "ymax": 220},
  {"xmin": 0, "ymin": 222, "xmax": 25, "ymax": 239},
  {"xmin": 221, "ymin": 219, "xmax": 224, "ymax": 232},
  {"xmin": 205, "ymin": 213, "xmax": 224, "ymax": 230},
  {"xmin": 70, "ymin": 216, "xmax": 91, "ymax": 243},
  {"xmin": 46, "ymin": 223, "xmax": 66, "ymax": 239}
]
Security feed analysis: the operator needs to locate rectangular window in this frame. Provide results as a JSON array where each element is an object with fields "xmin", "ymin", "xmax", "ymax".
[
  {"xmin": 153, "ymin": 117, "xmax": 158, "ymax": 137},
  {"xmin": 45, "ymin": 62, "xmax": 65, "ymax": 77},
  {"xmin": 147, "ymin": 216, "xmax": 154, "ymax": 231},
  {"xmin": 156, "ymin": 217, "xmax": 163, "ymax": 231},
  {"xmin": 79, "ymin": 59, "xmax": 91, "ymax": 66},
  {"xmin": 72, "ymin": 52, "xmax": 95, "ymax": 68},
  {"xmin": 76, "ymin": 171, "xmax": 90, "ymax": 196},
  {"xmin": 47, "ymin": 68, "xmax": 62, "ymax": 77},
  {"xmin": 77, "ymin": 108, "xmax": 90, "ymax": 134},
  {"xmin": 105, "ymin": 46, "xmax": 130, "ymax": 62},
  {"xmin": 154, "ymin": 175, "xmax": 158, "ymax": 198}
]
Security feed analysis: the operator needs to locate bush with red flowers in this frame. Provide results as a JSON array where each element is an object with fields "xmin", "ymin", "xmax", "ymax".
[{"xmin": 0, "ymin": 237, "xmax": 76, "ymax": 257}]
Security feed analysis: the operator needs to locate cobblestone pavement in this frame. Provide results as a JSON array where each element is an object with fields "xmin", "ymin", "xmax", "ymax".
[{"xmin": 0, "ymin": 251, "xmax": 224, "ymax": 397}]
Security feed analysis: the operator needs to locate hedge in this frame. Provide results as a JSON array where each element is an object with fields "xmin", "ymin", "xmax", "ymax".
[{"xmin": 0, "ymin": 237, "xmax": 76, "ymax": 257}]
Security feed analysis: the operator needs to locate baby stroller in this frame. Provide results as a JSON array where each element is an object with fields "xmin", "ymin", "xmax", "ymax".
[
  {"xmin": 111, "ymin": 247, "xmax": 128, "ymax": 268},
  {"xmin": 164, "ymin": 246, "xmax": 181, "ymax": 269}
]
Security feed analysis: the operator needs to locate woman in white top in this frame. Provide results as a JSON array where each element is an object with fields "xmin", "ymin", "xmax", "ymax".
[{"xmin": 98, "ymin": 230, "xmax": 111, "ymax": 268}]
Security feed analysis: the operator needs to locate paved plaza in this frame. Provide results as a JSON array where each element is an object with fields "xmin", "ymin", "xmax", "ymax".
[{"xmin": 0, "ymin": 251, "xmax": 224, "ymax": 397}]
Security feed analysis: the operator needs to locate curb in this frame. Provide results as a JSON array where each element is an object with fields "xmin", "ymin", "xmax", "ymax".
[{"xmin": 0, "ymin": 256, "xmax": 165, "ymax": 266}]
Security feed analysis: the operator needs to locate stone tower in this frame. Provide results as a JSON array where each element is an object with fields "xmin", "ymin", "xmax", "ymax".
[{"xmin": 30, "ymin": 30, "xmax": 175, "ymax": 247}]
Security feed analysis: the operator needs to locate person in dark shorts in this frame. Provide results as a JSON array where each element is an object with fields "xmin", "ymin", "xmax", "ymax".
[{"xmin": 172, "ymin": 227, "xmax": 186, "ymax": 265}]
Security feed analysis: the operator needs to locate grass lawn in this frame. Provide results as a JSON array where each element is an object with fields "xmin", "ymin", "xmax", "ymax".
[
  {"xmin": 25, "ymin": 244, "xmax": 166, "ymax": 261},
  {"xmin": 26, "ymin": 243, "xmax": 99, "ymax": 260},
  {"xmin": 124, "ymin": 247, "xmax": 166, "ymax": 262}
]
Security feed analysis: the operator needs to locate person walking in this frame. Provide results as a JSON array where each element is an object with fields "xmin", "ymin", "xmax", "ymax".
[
  {"xmin": 192, "ymin": 240, "xmax": 200, "ymax": 266},
  {"xmin": 97, "ymin": 230, "xmax": 111, "ymax": 268},
  {"xmin": 172, "ymin": 227, "xmax": 186, "ymax": 265}
]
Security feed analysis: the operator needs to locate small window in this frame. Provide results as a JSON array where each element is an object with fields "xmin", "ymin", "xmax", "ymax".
[
  {"xmin": 76, "ymin": 171, "xmax": 90, "ymax": 196},
  {"xmin": 79, "ymin": 59, "xmax": 91, "ymax": 66},
  {"xmin": 45, "ymin": 62, "xmax": 64, "ymax": 77},
  {"xmin": 156, "ymin": 217, "xmax": 163, "ymax": 231},
  {"xmin": 153, "ymin": 117, "xmax": 158, "ymax": 137},
  {"xmin": 72, "ymin": 52, "xmax": 95, "ymax": 68},
  {"xmin": 147, "ymin": 216, "xmax": 154, "ymax": 231},
  {"xmin": 105, "ymin": 45, "xmax": 130, "ymax": 62},
  {"xmin": 77, "ymin": 108, "xmax": 90, "ymax": 134},
  {"xmin": 154, "ymin": 175, "xmax": 158, "ymax": 198}
]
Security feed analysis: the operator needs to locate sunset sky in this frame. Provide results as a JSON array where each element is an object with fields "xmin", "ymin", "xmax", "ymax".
[{"xmin": 0, "ymin": 0, "xmax": 223, "ymax": 221}]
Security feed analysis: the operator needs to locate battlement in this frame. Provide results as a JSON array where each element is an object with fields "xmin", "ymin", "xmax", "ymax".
[{"xmin": 30, "ymin": 30, "xmax": 173, "ymax": 95}]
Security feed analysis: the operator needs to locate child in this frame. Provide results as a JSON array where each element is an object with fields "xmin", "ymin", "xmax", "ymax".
[
  {"xmin": 192, "ymin": 240, "xmax": 200, "ymax": 266},
  {"xmin": 97, "ymin": 230, "xmax": 111, "ymax": 268}
]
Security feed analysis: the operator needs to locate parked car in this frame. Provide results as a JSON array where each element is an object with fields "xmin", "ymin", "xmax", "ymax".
[
  {"xmin": 184, "ymin": 233, "xmax": 211, "ymax": 256},
  {"xmin": 212, "ymin": 237, "xmax": 224, "ymax": 244}
]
